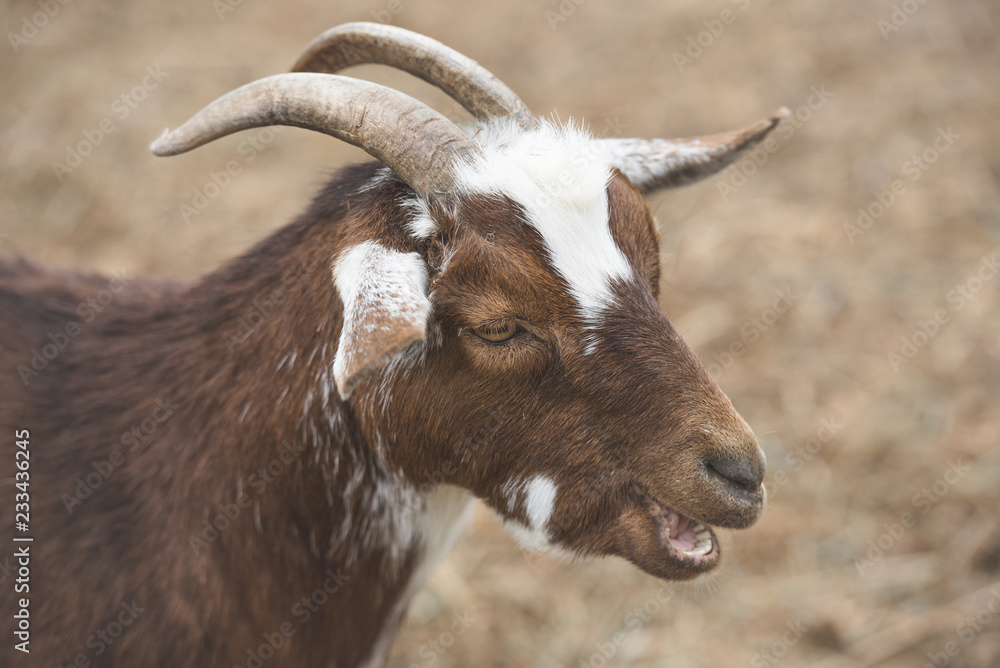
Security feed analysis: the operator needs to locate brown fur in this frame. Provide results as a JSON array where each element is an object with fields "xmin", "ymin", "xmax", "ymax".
[{"xmin": 0, "ymin": 159, "xmax": 763, "ymax": 666}]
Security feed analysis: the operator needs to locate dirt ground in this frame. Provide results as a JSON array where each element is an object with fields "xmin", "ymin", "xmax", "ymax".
[{"xmin": 3, "ymin": 0, "xmax": 999, "ymax": 665}]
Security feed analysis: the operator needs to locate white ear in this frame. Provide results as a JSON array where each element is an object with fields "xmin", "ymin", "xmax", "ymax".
[
  {"xmin": 332, "ymin": 240, "xmax": 431, "ymax": 400},
  {"xmin": 598, "ymin": 108, "xmax": 789, "ymax": 193}
]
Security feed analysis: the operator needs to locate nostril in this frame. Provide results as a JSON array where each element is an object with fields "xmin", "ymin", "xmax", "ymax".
[{"xmin": 705, "ymin": 453, "xmax": 765, "ymax": 493}]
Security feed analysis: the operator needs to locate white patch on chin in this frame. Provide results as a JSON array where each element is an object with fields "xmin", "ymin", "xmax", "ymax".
[
  {"xmin": 451, "ymin": 118, "xmax": 634, "ymax": 327},
  {"xmin": 524, "ymin": 475, "xmax": 557, "ymax": 533},
  {"xmin": 500, "ymin": 475, "xmax": 560, "ymax": 553}
]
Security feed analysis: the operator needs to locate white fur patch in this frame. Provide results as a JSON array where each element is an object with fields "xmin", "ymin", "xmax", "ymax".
[
  {"xmin": 363, "ymin": 485, "xmax": 474, "ymax": 668},
  {"xmin": 331, "ymin": 240, "xmax": 430, "ymax": 399},
  {"xmin": 452, "ymin": 118, "xmax": 634, "ymax": 321},
  {"xmin": 500, "ymin": 475, "xmax": 558, "ymax": 552},
  {"xmin": 332, "ymin": 240, "xmax": 428, "ymax": 325},
  {"xmin": 524, "ymin": 475, "xmax": 557, "ymax": 533},
  {"xmin": 401, "ymin": 195, "xmax": 438, "ymax": 239},
  {"xmin": 358, "ymin": 165, "xmax": 395, "ymax": 193},
  {"xmin": 501, "ymin": 478, "xmax": 520, "ymax": 512}
]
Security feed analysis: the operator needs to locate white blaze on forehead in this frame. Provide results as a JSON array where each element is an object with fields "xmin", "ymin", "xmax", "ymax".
[{"xmin": 452, "ymin": 118, "xmax": 634, "ymax": 320}]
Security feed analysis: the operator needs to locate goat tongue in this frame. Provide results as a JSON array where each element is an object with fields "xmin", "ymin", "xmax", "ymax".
[
  {"xmin": 663, "ymin": 507, "xmax": 697, "ymax": 552},
  {"xmin": 672, "ymin": 513, "xmax": 691, "ymax": 540}
]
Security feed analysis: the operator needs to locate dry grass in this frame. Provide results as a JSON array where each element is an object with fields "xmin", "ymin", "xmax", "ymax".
[{"xmin": 3, "ymin": 0, "xmax": 999, "ymax": 665}]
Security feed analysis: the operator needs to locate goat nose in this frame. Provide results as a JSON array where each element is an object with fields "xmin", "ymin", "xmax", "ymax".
[{"xmin": 705, "ymin": 449, "xmax": 766, "ymax": 495}]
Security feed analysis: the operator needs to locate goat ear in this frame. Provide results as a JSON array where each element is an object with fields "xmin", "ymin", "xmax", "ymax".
[
  {"xmin": 332, "ymin": 241, "xmax": 431, "ymax": 400},
  {"xmin": 598, "ymin": 108, "xmax": 789, "ymax": 194}
]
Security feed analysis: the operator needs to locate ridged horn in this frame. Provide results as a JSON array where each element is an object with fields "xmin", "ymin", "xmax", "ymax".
[
  {"xmin": 292, "ymin": 22, "xmax": 537, "ymax": 130},
  {"xmin": 597, "ymin": 108, "xmax": 792, "ymax": 193},
  {"xmin": 150, "ymin": 73, "xmax": 480, "ymax": 198}
]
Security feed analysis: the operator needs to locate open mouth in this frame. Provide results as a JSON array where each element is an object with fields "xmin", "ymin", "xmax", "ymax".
[
  {"xmin": 646, "ymin": 497, "xmax": 719, "ymax": 567},
  {"xmin": 609, "ymin": 473, "xmax": 762, "ymax": 579}
]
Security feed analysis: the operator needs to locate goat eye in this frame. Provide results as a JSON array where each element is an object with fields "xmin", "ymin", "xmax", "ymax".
[{"xmin": 472, "ymin": 322, "xmax": 521, "ymax": 344}]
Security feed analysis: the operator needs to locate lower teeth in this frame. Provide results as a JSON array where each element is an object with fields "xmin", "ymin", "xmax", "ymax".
[{"xmin": 685, "ymin": 543, "xmax": 711, "ymax": 556}]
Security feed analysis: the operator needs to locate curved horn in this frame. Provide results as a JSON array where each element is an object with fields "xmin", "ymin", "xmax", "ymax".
[
  {"xmin": 598, "ymin": 108, "xmax": 791, "ymax": 193},
  {"xmin": 150, "ymin": 73, "xmax": 479, "ymax": 198},
  {"xmin": 292, "ymin": 22, "xmax": 537, "ymax": 130}
]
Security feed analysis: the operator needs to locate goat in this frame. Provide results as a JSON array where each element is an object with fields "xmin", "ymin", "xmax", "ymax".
[{"xmin": 0, "ymin": 23, "xmax": 785, "ymax": 667}]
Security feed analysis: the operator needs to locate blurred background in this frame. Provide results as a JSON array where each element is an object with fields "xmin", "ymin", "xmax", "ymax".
[{"xmin": 2, "ymin": 0, "xmax": 999, "ymax": 665}]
